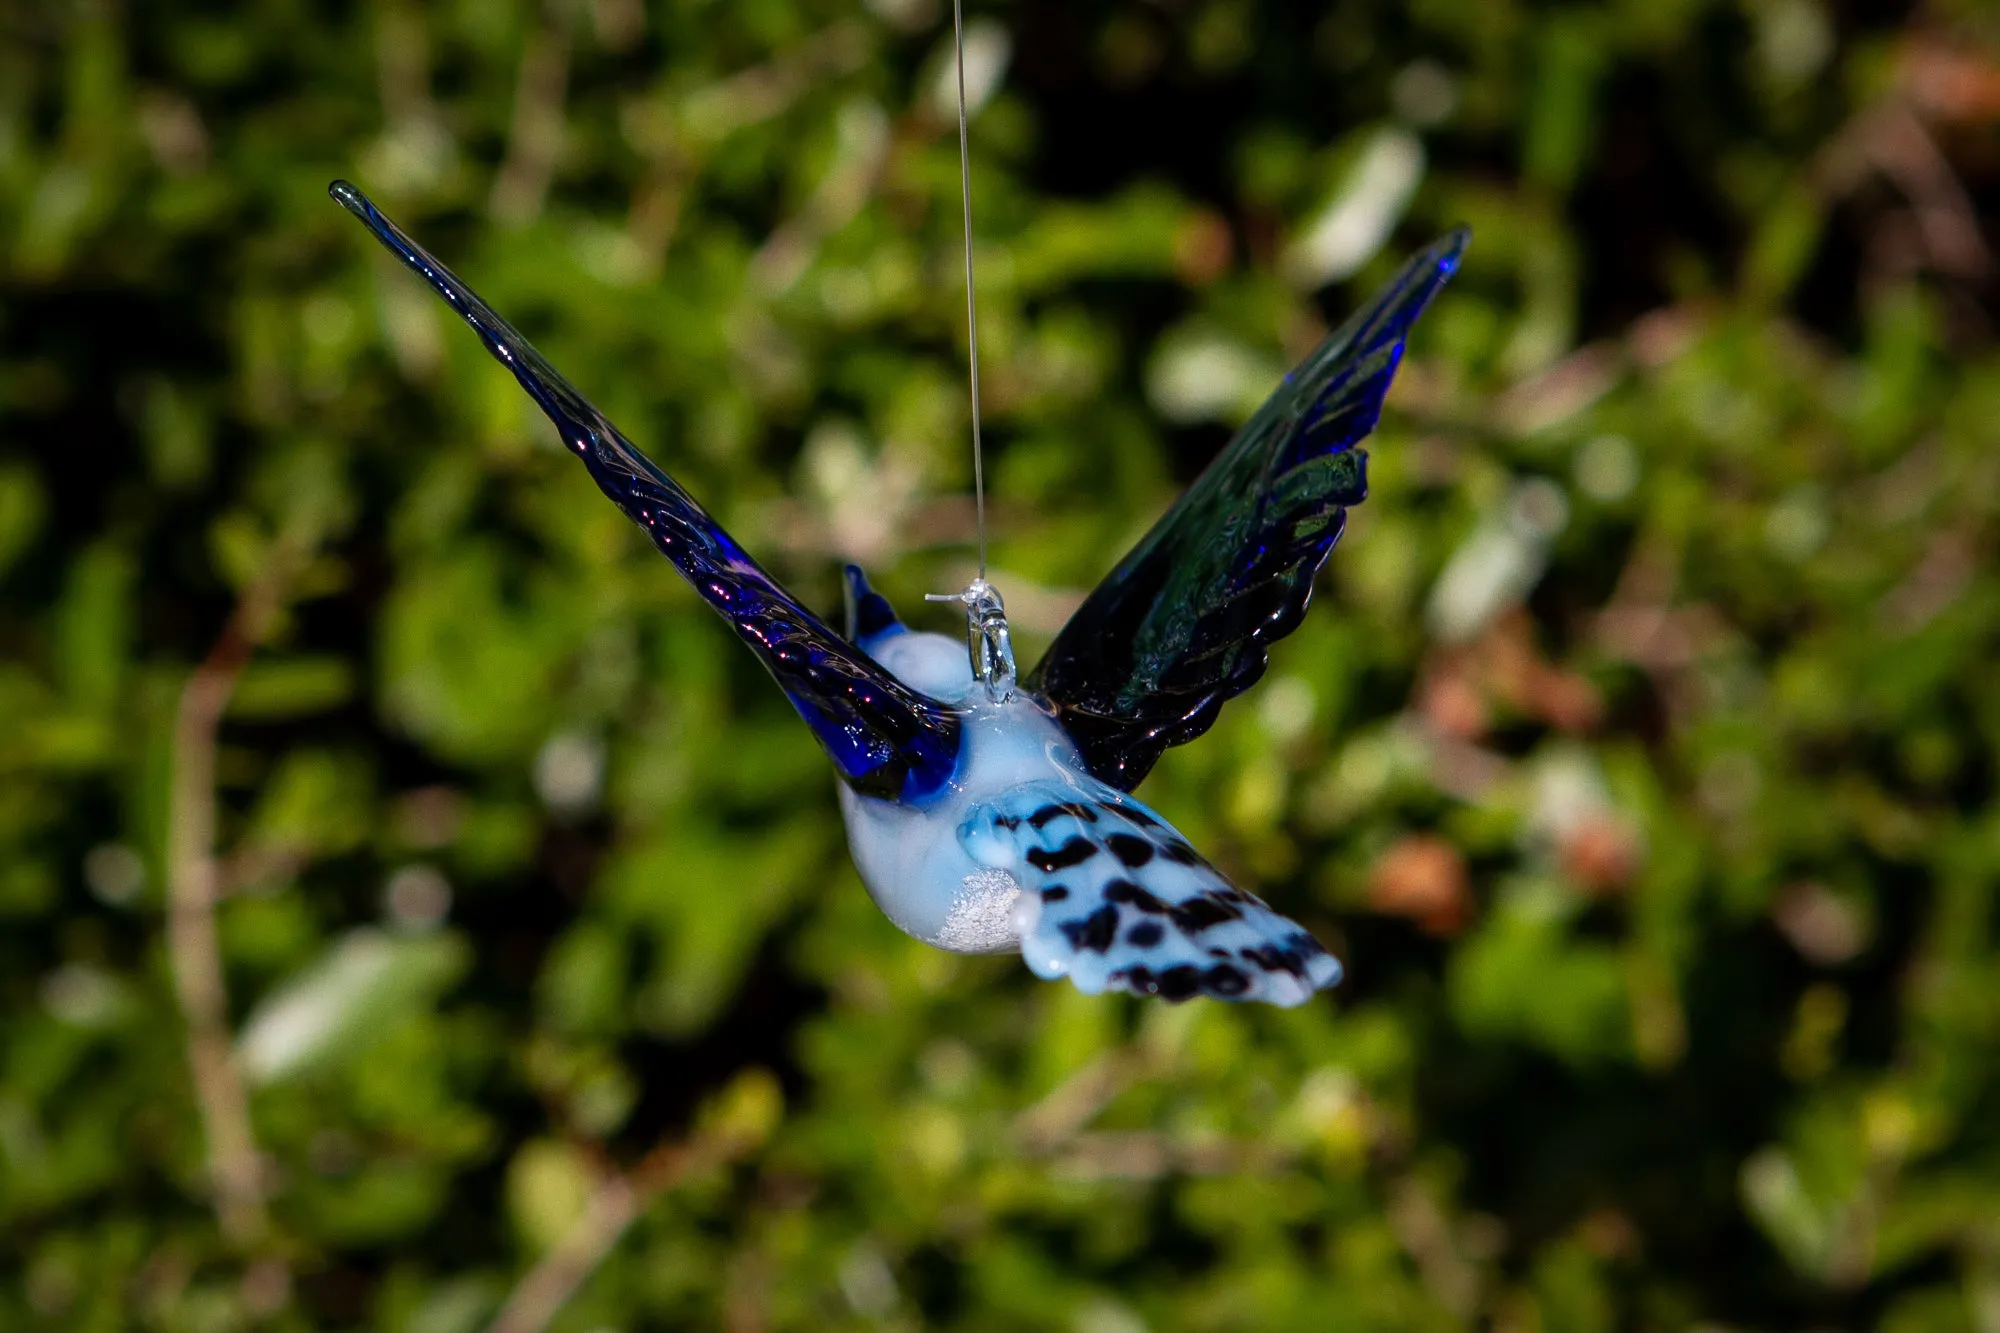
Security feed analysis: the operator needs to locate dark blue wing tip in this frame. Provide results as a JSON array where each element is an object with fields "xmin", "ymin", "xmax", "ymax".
[
  {"xmin": 1431, "ymin": 225, "xmax": 1472, "ymax": 274},
  {"xmin": 1383, "ymin": 225, "xmax": 1470, "ymax": 321},
  {"xmin": 1288, "ymin": 226, "xmax": 1469, "ymax": 461},
  {"xmin": 330, "ymin": 179, "xmax": 390, "ymax": 241},
  {"xmin": 1408, "ymin": 224, "xmax": 1472, "ymax": 318},
  {"xmin": 328, "ymin": 180, "xmax": 494, "ymax": 332}
]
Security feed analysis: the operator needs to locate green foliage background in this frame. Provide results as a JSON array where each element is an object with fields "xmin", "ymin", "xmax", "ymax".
[{"xmin": 4, "ymin": 0, "xmax": 1999, "ymax": 1328}]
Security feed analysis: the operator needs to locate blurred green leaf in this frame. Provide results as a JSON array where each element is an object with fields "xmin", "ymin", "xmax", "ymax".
[
  {"xmin": 505, "ymin": 1138, "xmax": 595, "ymax": 1254},
  {"xmin": 237, "ymin": 929, "xmax": 468, "ymax": 1084},
  {"xmin": 230, "ymin": 656, "xmax": 356, "ymax": 719}
]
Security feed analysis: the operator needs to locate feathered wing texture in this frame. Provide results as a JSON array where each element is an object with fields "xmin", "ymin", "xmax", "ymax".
[
  {"xmin": 960, "ymin": 778, "xmax": 1342, "ymax": 1006},
  {"xmin": 1028, "ymin": 230, "xmax": 1469, "ymax": 790},
  {"xmin": 330, "ymin": 182, "xmax": 960, "ymax": 800}
]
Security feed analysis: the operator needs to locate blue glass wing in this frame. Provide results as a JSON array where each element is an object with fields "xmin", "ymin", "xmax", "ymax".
[
  {"xmin": 1026, "ymin": 229, "xmax": 1468, "ymax": 790},
  {"xmin": 330, "ymin": 181, "xmax": 960, "ymax": 800},
  {"xmin": 959, "ymin": 777, "xmax": 1342, "ymax": 1005}
]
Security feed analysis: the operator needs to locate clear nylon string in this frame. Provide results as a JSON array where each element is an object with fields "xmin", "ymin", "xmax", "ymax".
[
  {"xmin": 924, "ymin": 0, "xmax": 1013, "ymax": 704},
  {"xmin": 951, "ymin": 0, "xmax": 987, "ymax": 578}
]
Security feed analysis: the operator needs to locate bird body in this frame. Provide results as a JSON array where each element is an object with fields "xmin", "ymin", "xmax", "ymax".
[
  {"xmin": 837, "ymin": 593, "xmax": 1346, "ymax": 1005},
  {"xmin": 835, "ymin": 621, "xmax": 1075, "ymax": 954}
]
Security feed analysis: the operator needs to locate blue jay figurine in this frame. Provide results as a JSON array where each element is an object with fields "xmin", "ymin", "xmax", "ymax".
[{"xmin": 332, "ymin": 180, "xmax": 1465, "ymax": 1007}]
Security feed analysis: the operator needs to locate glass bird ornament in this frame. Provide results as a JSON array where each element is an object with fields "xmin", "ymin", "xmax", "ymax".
[{"xmin": 332, "ymin": 180, "xmax": 1465, "ymax": 1007}]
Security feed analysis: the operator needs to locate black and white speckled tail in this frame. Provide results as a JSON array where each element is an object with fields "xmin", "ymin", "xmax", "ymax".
[{"xmin": 959, "ymin": 779, "xmax": 1342, "ymax": 1006}]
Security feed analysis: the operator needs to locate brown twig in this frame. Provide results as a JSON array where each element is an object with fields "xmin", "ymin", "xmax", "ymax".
[
  {"xmin": 483, "ymin": 1131, "xmax": 749, "ymax": 1333},
  {"xmin": 1857, "ymin": 104, "xmax": 1990, "ymax": 280},
  {"xmin": 491, "ymin": 3, "xmax": 575, "ymax": 227},
  {"xmin": 1012, "ymin": 1049, "xmax": 1145, "ymax": 1154},
  {"xmin": 373, "ymin": 0, "xmax": 433, "ymax": 127},
  {"xmin": 623, "ymin": 23, "xmax": 869, "ymax": 275},
  {"xmin": 165, "ymin": 551, "xmax": 299, "ymax": 1247},
  {"xmin": 1814, "ymin": 100, "xmax": 1992, "ymax": 283},
  {"xmin": 747, "ymin": 104, "xmax": 891, "ymax": 295}
]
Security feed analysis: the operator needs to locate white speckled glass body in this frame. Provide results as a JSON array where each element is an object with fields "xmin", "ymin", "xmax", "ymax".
[{"xmin": 836, "ymin": 628, "xmax": 1081, "ymax": 953}]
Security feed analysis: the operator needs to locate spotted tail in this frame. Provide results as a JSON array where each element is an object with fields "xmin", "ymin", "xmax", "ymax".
[{"xmin": 959, "ymin": 779, "xmax": 1342, "ymax": 1006}]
